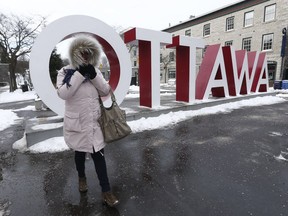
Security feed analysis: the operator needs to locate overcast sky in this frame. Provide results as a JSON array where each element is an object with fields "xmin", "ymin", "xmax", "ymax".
[{"xmin": 2, "ymin": 0, "xmax": 240, "ymax": 31}]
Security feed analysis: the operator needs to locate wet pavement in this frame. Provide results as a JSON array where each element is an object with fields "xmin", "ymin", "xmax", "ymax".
[{"xmin": 1, "ymin": 95, "xmax": 288, "ymax": 215}]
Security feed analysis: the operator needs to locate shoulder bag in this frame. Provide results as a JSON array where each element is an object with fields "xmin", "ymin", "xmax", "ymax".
[{"xmin": 98, "ymin": 90, "xmax": 132, "ymax": 143}]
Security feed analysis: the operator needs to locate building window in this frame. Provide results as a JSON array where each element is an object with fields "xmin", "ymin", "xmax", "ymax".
[
  {"xmin": 160, "ymin": 54, "xmax": 162, "ymax": 63},
  {"xmin": 169, "ymin": 52, "xmax": 175, "ymax": 61},
  {"xmin": 203, "ymin": 24, "xmax": 210, "ymax": 37},
  {"xmin": 202, "ymin": 45, "xmax": 208, "ymax": 57},
  {"xmin": 185, "ymin": 29, "xmax": 191, "ymax": 36},
  {"xmin": 264, "ymin": 4, "xmax": 276, "ymax": 22},
  {"xmin": 168, "ymin": 70, "xmax": 176, "ymax": 79},
  {"xmin": 133, "ymin": 49, "xmax": 137, "ymax": 56},
  {"xmin": 225, "ymin": 41, "xmax": 233, "ymax": 46},
  {"xmin": 262, "ymin": 33, "xmax": 274, "ymax": 50},
  {"xmin": 226, "ymin": 16, "xmax": 234, "ymax": 31},
  {"xmin": 242, "ymin": 37, "xmax": 252, "ymax": 51},
  {"xmin": 244, "ymin": 11, "xmax": 254, "ymax": 27},
  {"xmin": 268, "ymin": 62, "xmax": 276, "ymax": 80},
  {"xmin": 133, "ymin": 61, "xmax": 137, "ymax": 67}
]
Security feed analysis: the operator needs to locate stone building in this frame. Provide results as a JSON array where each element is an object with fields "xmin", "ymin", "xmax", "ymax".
[{"xmin": 162, "ymin": 0, "xmax": 288, "ymax": 83}]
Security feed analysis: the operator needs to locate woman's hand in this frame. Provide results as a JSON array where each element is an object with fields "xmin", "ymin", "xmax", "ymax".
[{"xmin": 78, "ymin": 64, "xmax": 97, "ymax": 79}]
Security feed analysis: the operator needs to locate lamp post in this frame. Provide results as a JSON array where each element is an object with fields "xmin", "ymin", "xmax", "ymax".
[{"xmin": 280, "ymin": 27, "xmax": 287, "ymax": 79}]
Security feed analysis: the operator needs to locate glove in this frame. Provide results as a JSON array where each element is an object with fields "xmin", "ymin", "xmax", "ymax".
[{"xmin": 78, "ymin": 64, "xmax": 97, "ymax": 79}]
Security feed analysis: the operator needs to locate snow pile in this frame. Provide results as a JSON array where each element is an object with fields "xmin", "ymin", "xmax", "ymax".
[
  {"xmin": 0, "ymin": 89, "xmax": 36, "ymax": 103},
  {"xmin": 0, "ymin": 109, "xmax": 21, "ymax": 131},
  {"xmin": 13, "ymin": 135, "xmax": 69, "ymax": 153},
  {"xmin": 129, "ymin": 96, "xmax": 285, "ymax": 132}
]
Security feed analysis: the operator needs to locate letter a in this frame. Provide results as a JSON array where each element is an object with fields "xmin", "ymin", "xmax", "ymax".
[{"xmin": 196, "ymin": 44, "xmax": 229, "ymax": 100}]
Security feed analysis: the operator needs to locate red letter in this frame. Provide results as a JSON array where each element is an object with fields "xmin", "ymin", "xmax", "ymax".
[
  {"xmin": 251, "ymin": 52, "xmax": 269, "ymax": 92},
  {"xmin": 124, "ymin": 28, "xmax": 172, "ymax": 108},
  {"xmin": 196, "ymin": 44, "xmax": 229, "ymax": 100},
  {"xmin": 168, "ymin": 35, "xmax": 205, "ymax": 102}
]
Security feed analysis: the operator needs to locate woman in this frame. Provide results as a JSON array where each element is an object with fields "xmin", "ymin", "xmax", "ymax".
[{"xmin": 56, "ymin": 34, "xmax": 119, "ymax": 207}]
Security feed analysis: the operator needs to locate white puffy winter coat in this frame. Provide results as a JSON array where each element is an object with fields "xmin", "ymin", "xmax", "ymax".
[{"xmin": 56, "ymin": 34, "xmax": 110, "ymax": 153}]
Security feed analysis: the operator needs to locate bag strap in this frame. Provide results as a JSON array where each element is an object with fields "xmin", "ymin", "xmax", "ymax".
[
  {"xmin": 98, "ymin": 89, "xmax": 116, "ymax": 106},
  {"xmin": 109, "ymin": 89, "xmax": 116, "ymax": 103}
]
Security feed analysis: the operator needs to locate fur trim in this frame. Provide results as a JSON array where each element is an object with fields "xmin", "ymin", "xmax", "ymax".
[{"xmin": 68, "ymin": 34, "xmax": 102, "ymax": 68}]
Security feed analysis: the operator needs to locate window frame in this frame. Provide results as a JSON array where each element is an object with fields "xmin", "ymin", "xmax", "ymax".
[
  {"xmin": 225, "ymin": 41, "xmax": 233, "ymax": 46},
  {"xmin": 262, "ymin": 33, "xmax": 274, "ymax": 51},
  {"xmin": 242, "ymin": 37, "xmax": 252, "ymax": 51},
  {"xmin": 226, "ymin": 16, "xmax": 235, "ymax": 31},
  {"xmin": 169, "ymin": 51, "xmax": 175, "ymax": 62},
  {"xmin": 202, "ymin": 45, "xmax": 208, "ymax": 57},
  {"xmin": 185, "ymin": 29, "xmax": 191, "ymax": 36},
  {"xmin": 203, "ymin": 23, "xmax": 210, "ymax": 37},
  {"xmin": 264, "ymin": 4, "xmax": 276, "ymax": 22},
  {"xmin": 244, "ymin": 11, "xmax": 254, "ymax": 27},
  {"xmin": 168, "ymin": 69, "xmax": 176, "ymax": 79}
]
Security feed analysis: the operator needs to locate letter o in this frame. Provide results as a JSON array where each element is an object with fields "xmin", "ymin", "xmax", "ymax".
[{"xmin": 30, "ymin": 15, "xmax": 132, "ymax": 117}]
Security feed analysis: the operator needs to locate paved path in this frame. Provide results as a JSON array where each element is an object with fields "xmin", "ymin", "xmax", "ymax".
[{"xmin": 1, "ymin": 98, "xmax": 288, "ymax": 215}]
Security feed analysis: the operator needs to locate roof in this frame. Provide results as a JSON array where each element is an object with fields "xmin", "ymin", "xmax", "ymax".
[{"xmin": 162, "ymin": 0, "xmax": 270, "ymax": 32}]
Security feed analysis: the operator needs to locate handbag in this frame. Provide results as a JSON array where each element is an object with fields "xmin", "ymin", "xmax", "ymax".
[{"xmin": 98, "ymin": 90, "xmax": 132, "ymax": 143}]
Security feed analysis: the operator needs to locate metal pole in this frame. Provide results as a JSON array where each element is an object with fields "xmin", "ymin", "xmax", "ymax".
[{"xmin": 280, "ymin": 27, "xmax": 287, "ymax": 79}]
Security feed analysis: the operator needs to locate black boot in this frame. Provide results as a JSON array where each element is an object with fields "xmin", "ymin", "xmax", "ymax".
[
  {"xmin": 78, "ymin": 177, "xmax": 88, "ymax": 193},
  {"xmin": 102, "ymin": 191, "xmax": 119, "ymax": 207}
]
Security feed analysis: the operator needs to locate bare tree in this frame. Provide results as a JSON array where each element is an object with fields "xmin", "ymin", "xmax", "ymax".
[
  {"xmin": 161, "ymin": 51, "xmax": 174, "ymax": 83},
  {"xmin": 0, "ymin": 13, "xmax": 46, "ymax": 92},
  {"xmin": 101, "ymin": 55, "xmax": 110, "ymax": 68}
]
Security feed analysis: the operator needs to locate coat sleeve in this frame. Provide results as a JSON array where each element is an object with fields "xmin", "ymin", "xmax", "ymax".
[
  {"xmin": 90, "ymin": 68, "xmax": 111, "ymax": 97},
  {"xmin": 56, "ymin": 68, "xmax": 86, "ymax": 100}
]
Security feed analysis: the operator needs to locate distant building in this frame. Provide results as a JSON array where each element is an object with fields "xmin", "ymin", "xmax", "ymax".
[
  {"xmin": 162, "ymin": 0, "xmax": 288, "ymax": 84},
  {"xmin": 0, "ymin": 63, "xmax": 9, "ymax": 86},
  {"xmin": 129, "ymin": 46, "xmax": 138, "ymax": 85}
]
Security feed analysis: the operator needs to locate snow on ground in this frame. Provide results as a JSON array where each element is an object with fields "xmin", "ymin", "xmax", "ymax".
[
  {"xmin": 275, "ymin": 151, "xmax": 288, "ymax": 162},
  {"xmin": 0, "ymin": 109, "xmax": 22, "ymax": 131},
  {"xmin": 1, "ymin": 85, "xmax": 288, "ymax": 157},
  {"xmin": 128, "ymin": 95, "xmax": 286, "ymax": 132},
  {"xmin": 0, "ymin": 87, "xmax": 37, "ymax": 103}
]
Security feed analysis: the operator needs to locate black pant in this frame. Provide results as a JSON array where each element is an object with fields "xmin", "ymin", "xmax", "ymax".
[{"xmin": 74, "ymin": 148, "xmax": 110, "ymax": 192}]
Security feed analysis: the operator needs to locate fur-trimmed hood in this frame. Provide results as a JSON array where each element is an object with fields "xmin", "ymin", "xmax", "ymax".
[{"xmin": 68, "ymin": 34, "xmax": 102, "ymax": 69}]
